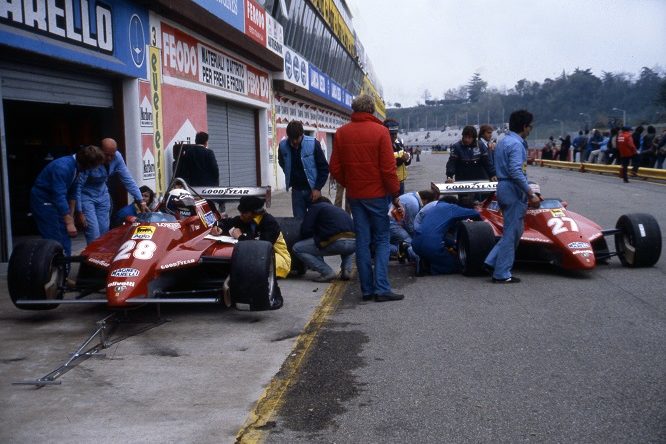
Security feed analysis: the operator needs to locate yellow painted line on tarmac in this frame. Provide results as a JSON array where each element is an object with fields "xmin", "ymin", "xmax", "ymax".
[{"xmin": 235, "ymin": 279, "xmax": 347, "ymax": 444}]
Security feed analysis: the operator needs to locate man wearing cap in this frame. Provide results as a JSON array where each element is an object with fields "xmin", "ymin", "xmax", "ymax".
[
  {"xmin": 278, "ymin": 120, "xmax": 330, "ymax": 218},
  {"xmin": 330, "ymin": 95, "xmax": 404, "ymax": 302},
  {"xmin": 215, "ymin": 196, "xmax": 291, "ymax": 279},
  {"xmin": 483, "ymin": 110, "xmax": 540, "ymax": 283},
  {"xmin": 384, "ymin": 118, "xmax": 411, "ymax": 195}
]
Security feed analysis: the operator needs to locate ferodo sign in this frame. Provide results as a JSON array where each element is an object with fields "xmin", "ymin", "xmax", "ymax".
[
  {"xmin": 160, "ymin": 22, "xmax": 198, "ymax": 81},
  {"xmin": 244, "ymin": 0, "xmax": 265, "ymax": 46}
]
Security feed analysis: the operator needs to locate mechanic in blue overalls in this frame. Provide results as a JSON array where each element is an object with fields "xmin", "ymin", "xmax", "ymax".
[
  {"xmin": 75, "ymin": 138, "xmax": 147, "ymax": 244},
  {"xmin": 30, "ymin": 145, "xmax": 104, "ymax": 256},
  {"xmin": 484, "ymin": 110, "xmax": 541, "ymax": 283},
  {"xmin": 412, "ymin": 197, "xmax": 481, "ymax": 275}
]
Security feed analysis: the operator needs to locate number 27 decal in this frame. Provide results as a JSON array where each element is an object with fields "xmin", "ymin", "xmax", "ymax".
[
  {"xmin": 113, "ymin": 240, "xmax": 157, "ymax": 261},
  {"xmin": 547, "ymin": 217, "xmax": 579, "ymax": 235}
]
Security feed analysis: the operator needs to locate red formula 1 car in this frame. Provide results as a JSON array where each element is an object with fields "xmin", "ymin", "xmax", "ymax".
[
  {"xmin": 8, "ymin": 182, "xmax": 282, "ymax": 311},
  {"xmin": 430, "ymin": 181, "xmax": 662, "ymax": 275}
]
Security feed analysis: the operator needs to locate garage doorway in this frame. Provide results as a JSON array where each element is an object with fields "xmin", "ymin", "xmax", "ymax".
[{"xmin": 4, "ymin": 101, "xmax": 116, "ymax": 236}]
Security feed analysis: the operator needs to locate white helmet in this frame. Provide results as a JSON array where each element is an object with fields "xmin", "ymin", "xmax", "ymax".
[{"xmin": 165, "ymin": 188, "xmax": 195, "ymax": 216}]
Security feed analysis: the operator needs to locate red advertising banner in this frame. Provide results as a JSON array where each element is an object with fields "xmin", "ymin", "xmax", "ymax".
[
  {"xmin": 245, "ymin": 0, "xmax": 266, "ymax": 46},
  {"xmin": 160, "ymin": 22, "xmax": 199, "ymax": 82},
  {"xmin": 247, "ymin": 65, "xmax": 270, "ymax": 103}
]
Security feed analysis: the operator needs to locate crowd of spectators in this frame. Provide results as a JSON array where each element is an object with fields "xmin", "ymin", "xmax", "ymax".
[{"xmin": 540, "ymin": 126, "xmax": 666, "ymax": 170}]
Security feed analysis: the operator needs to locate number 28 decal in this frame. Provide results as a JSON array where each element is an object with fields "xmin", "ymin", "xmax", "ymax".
[
  {"xmin": 547, "ymin": 217, "xmax": 579, "ymax": 235},
  {"xmin": 113, "ymin": 240, "xmax": 157, "ymax": 261}
]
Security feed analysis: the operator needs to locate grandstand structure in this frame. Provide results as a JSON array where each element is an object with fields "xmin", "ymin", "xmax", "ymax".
[{"xmin": 400, "ymin": 127, "xmax": 502, "ymax": 151}]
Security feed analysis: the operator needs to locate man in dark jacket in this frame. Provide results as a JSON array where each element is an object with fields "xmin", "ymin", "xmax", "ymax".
[
  {"xmin": 445, "ymin": 125, "xmax": 496, "ymax": 182},
  {"xmin": 292, "ymin": 197, "xmax": 355, "ymax": 282},
  {"xmin": 173, "ymin": 131, "xmax": 219, "ymax": 187},
  {"xmin": 330, "ymin": 94, "xmax": 403, "ymax": 302},
  {"xmin": 278, "ymin": 120, "xmax": 329, "ymax": 218}
]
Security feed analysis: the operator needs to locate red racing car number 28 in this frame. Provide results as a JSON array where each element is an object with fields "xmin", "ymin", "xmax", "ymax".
[{"xmin": 113, "ymin": 240, "xmax": 157, "ymax": 262}]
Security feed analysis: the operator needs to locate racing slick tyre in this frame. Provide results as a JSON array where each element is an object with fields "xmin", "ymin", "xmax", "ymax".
[
  {"xmin": 274, "ymin": 217, "xmax": 306, "ymax": 276},
  {"xmin": 614, "ymin": 213, "xmax": 662, "ymax": 268},
  {"xmin": 456, "ymin": 221, "xmax": 496, "ymax": 276},
  {"xmin": 8, "ymin": 239, "xmax": 66, "ymax": 310},
  {"xmin": 230, "ymin": 240, "xmax": 282, "ymax": 310}
]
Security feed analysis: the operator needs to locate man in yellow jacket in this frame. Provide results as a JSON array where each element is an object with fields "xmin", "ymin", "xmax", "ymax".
[{"xmin": 384, "ymin": 119, "xmax": 411, "ymax": 194}]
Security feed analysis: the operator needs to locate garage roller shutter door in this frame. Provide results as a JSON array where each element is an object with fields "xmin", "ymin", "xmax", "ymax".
[
  {"xmin": 0, "ymin": 62, "xmax": 113, "ymax": 108},
  {"xmin": 207, "ymin": 98, "xmax": 257, "ymax": 186}
]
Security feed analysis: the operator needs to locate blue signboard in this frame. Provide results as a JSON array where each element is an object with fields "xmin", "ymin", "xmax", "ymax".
[
  {"xmin": 191, "ymin": 0, "xmax": 245, "ymax": 33},
  {"xmin": 308, "ymin": 64, "xmax": 351, "ymax": 110},
  {"xmin": 0, "ymin": 0, "xmax": 149, "ymax": 79}
]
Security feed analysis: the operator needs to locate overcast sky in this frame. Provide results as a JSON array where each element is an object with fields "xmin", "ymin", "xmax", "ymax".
[{"xmin": 349, "ymin": 0, "xmax": 666, "ymax": 106}]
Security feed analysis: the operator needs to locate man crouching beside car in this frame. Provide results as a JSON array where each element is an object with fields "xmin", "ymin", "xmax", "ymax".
[{"xmin": 211, "ymin": 196, "xmax": 291, "ymax": 279}]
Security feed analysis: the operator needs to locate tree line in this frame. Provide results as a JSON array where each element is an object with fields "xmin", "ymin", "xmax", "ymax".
[{"xmin": 388, "ymin": 68, "xmax": 666, "ymax": 137}]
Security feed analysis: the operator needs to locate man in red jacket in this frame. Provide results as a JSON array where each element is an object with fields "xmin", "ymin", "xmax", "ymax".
[
  {"xmin": 330, "ymin": 95, "xmax": 404, "ymax": 302},
  {"xmin": 617, "ymin": 126, "xmax": 638, "ymax": 183}
]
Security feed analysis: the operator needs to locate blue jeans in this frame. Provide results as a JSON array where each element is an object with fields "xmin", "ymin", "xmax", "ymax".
[
  {"xmin": 349, "ymin": 197, "xmax": 392, "ymax": 296},
  {"xmin": 484, "ymin": 181, "xmax": 527, "ymax": 280},
  {"xmin": 291, "ymin": 188, "xmax": 312, "ymax": 218},
  {"xmin": 389, "ymin": 222, "xmax": 411, "ymax": 255},
  {"xmin": 81, "ymin": 194, "xmax": 111, "ymax": 244},
  {"xmin": 292, "ymin": 237, "xmax": 355, "ymax": 276}
]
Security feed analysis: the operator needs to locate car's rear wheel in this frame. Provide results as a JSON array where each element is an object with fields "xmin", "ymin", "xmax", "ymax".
[
  {"xmin": 8, "ymin": 239, "xmax": 66, "ymax": 310},
  {"xmin": 615, "ymin": 213, "xmax": 661, "ymax": 267},
  {"xmin": 229, "ymin": 240, "xmax": 282, "ymax": 310},
  {"xmin": 456, "ymin": 221, "xmax": 496, "ymax": 276},
  {"xmin": 274, "ymin": 216, "xmax": 306, "ymax": 276}
]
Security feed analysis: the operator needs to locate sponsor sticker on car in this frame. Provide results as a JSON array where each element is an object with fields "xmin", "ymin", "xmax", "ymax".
[
  {"xmin": 202, "ymin": 211, "xmax": 216, "ymax": 227},
  {"xmin": 132, "ymin": 226, "xmax": 156, "ymax": 240},
  {"xmin": 88, "ymin": 257, "xmax": 111, "ymax": 267},
  {"xmin": 110, "ymin": 268, "xmax": 140, "ymax": 277},
  {"xmin": 568, "ymin": 242, "xmax": 591, "ymax": 249},
  {"xmin": 550, "ymin": 209, "xmax": 565, "ymax": 218},
  {"xmin": 107, "ymin": 281, "xmax": 136, "ymax": 288},
  {"xmin": 160, "ymin": 258, "xmax": 196, "ymax": 270},
  {"xmin": 156, "ymin": 223, "xmax": 181, "ymax": 230}
]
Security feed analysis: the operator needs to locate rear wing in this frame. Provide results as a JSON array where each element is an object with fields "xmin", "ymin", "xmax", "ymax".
[
  {"xmin": 431, "ymin": 181, "xmax": 497, "ymax": 197},
  {"xmin": 192, "ymin": 186, "xmax": 272, "ymax": 207}
]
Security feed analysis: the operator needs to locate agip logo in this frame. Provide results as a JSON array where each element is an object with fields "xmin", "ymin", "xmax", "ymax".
[{"xmin": 131, "ymin": 226, "xmax": 156, "ymax": 239}]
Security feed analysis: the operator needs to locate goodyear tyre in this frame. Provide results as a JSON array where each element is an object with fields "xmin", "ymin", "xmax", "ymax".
[
  {"xmin": 8, "ymin": 239, "xmax": 65, "ymax": 310},
  {"xmin": 615, "ymin": 213, "xmax": 661, "ymax": 267},
  {"xmin": 230, "ymin": 240, "xmax": 282, "ymax": 310},
  {"xmin": 456, "ymin": 221, "xmax": 496, "ymax": 276}
]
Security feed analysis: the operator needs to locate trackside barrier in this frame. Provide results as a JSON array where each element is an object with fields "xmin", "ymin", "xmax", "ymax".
[{"xmin": 537, "ymin": 160, "xmax": 666, "ymax": 182}]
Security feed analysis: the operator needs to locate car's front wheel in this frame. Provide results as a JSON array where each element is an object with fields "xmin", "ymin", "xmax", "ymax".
[
  {"xmin": 229, "ymin": 240, "xmax": 282, "ymax": 310},
  {"xmin": 615, "ymin": 213, "xmax": 661, "ymax": 267},
  {"xmin": 8, "ymin": 239, "xmax": 66, "ymax": 310},
  {"xmin": 456, "ymin": 221, "xmax": 496, "ymax": 276}
]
